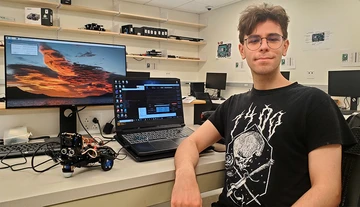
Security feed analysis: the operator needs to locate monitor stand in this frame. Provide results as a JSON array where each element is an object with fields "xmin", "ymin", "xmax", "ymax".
[
  {"xmin": 60, "ymin": 106, "xmax": 77, "ymax": 133},
  {"xmin": 216, "ymin": 89, "xmax": 225, "ymax": 100},
  {"xmin": 350, "ymin": 97, "xmax": 359, "ymax": 111}
]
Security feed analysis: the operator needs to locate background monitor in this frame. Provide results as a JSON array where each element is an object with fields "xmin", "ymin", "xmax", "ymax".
[
  {"xmin": 280, "ymin": 71, "xmax": 290, "ymax": 80},
  {"xmin": 4, "ymin": 35, "xmax": 127, "ymax": 132},
  {"xmin": 189, "ymin": 82, "xmax": 204, "ymax": 96},
  {"xmin": 328, "ymin": 70, "xmax": 360, "ymax": 110},
  {"xmin": 127, "ymin": 71, "xmax": 150, "ymax": 78},
  {"xmin": 206, "ymin": 72, "xmax": 227, "ymax": 99}
]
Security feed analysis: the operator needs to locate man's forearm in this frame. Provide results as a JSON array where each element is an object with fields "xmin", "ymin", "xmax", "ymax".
[
  {"xmin": 174, "ymin": 138, "xmax": 200, "ymax": 175},
  {"xmin": 292, "ymin": 186, "xmax": 341, "ymax": 207}
]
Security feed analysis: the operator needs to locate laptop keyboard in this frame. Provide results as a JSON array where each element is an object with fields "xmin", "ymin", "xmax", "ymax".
[{"xmin": 122, "ymin": 127, "xmax": 194, "ymax": 144}]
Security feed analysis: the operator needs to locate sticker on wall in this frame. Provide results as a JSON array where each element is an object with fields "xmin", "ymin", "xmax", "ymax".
[
  {"xmin": 280, "ymin": 57, "xmax": 296, "ymax": 69},
  {"xmin": 217, "ymin": 41, "xmax": 232, "ymax": 59},
  {"xmin": 340, "ymin": 49, "xmax": 360, "ymax": 67},
  {"xmin": 303, "ymin": 30, "xmax": 333, "ymax": 51}
]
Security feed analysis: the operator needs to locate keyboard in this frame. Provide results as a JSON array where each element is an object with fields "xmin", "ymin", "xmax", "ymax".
[
  {"xmin": 340, "ymin": 110, "xmax": 357, "ymax": 115},
  {"xmin": 0, "ymin": 139, "xmax": 60, "ymax": 159},
  {"xmin": 122, "ymin": 127, "xmax": 194, "ymax": 144}
]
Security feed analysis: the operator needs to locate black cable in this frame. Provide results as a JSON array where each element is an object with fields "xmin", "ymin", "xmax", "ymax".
[
  {"xmin": 76, "ymin": 109, "xmax": 93, "ymax": 138},
  {"xmin": 115, "ymin": 147, "xmax": 127, "ymax": 161},
  {"xmin": 133, "ymin": 57, "xmax": 145, "ymax": 61},
  {"xmin": 92, "ymin": 118, "xmax": 114, "ymax": 140},
  {"xmin": 31, "ymin": 141, "xmax": 61, "ymax": 173},
  {"xmin": 108, "ymin": 116, "xmax": 115, "ymax": 124},
  {"xmin": 344, "ymin": 97, "xmax": 349, "ymax": 109}
]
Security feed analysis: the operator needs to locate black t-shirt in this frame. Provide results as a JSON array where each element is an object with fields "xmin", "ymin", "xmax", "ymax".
[{"xmin": 208, "ymin": 82, "xmax": 356, "ymax": 207}]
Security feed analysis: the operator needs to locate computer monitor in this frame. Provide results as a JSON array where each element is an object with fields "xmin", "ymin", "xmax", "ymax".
[
  {"xmin": 328, "ymin": 70, "xmax": 360, "ymax": 111},
  {"xmin": 189, "ymin": 82, "xmax": 204, "ymax": 96},
  {"xmin": 280, "ymin": 71, "xmax": 290, "ymax": 80},
  {"xmin": 205, "ymin": 72, "xmax": 227, "ymax": 99},
  {"xmin": 4, "ymin": 35, "xmax": 127, "ymax": 133},
  {"xmin": 127, "ymin": 71, "xmax": 150, "ymax": 78}
]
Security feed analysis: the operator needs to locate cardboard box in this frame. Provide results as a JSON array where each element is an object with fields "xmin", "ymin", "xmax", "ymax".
[{"xmin": 25, "ymin": 7, "xmax": 53, "ymax": 26}]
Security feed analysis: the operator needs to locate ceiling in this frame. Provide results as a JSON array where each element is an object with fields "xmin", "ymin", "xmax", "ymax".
[{"xmin": 121, "ymin": 0, "xmax": 243, "ymax": 14}]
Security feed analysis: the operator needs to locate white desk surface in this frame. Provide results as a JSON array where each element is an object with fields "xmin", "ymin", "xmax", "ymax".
[{"xmin": 0, "ymin": 129, "xmax": 225, "ymax": 207}]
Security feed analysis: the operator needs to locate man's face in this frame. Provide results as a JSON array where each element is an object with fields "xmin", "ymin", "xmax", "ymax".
[{"xmin": 239, "ymin": 20, "xmax": 289, "ymax": 76}]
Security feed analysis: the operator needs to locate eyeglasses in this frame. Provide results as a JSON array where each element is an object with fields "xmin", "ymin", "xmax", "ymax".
[{"xmin": 244, "ymin": 34, "xmax": 285, "ymax": 51}]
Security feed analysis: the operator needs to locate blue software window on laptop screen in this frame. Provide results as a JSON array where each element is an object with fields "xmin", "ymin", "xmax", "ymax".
[{"xmin": 113, "ymin": 78, "xmax": 184, "ymax": 127}]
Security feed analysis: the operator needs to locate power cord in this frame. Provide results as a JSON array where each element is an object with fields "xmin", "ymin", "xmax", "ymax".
[
  {"xmin": 75, "ymin": 107, "xmax": 94, "ymax": 138},
  {"xmin": 92, "ymin": 117, "xmax": 114, "ymax": 140}
]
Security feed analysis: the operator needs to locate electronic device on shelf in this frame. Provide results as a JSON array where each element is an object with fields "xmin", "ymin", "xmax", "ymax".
[
  {"xmin": 146, "ymin": 49, "xmax": 162, "ymax": 57},
  {"xmin": 206, "ymin": 72, "xmax": 227, "ymax": 100},
  {"xmin": 85, "ymin": 23, "xmax": 105, "ymax": 31},
  {"xmin": 168, "ymin": 35, "xmax": 204, "ymax": 42},
  {"xmin": 4, "ymin": 35, "xmax": 127, "ymax": 133},
  {"xmin": 59, "ymin": 132, "xmax": 116, "ymax": 178},
  {"xmin": 328, "ymin": 70, "xmax": 360, "ymax": 112}
]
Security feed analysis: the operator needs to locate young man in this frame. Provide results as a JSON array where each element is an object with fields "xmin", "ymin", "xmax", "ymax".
[{"xmin": 171, "ymin": 3, "xmax": 357, "ymax": 207}]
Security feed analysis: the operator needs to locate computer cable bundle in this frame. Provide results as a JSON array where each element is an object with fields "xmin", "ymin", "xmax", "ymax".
[{"xmin": 0, "ymin": 141, "xmax": 60, "ymax": 172}]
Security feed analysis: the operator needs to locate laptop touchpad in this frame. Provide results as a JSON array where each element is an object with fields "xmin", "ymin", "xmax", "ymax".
[
  {"xmin": 151, "ymin": 140, "xmax": 178, "ymax": 150},
  {"xmin": 133, "ymin": 142, "xmax": 156, "ymax": 152}
]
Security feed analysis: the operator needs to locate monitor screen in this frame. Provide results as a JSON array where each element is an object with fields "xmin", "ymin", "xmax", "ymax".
[
  {"xmin": 206, "ymin": 72, "xmax": 227, "ymax": 90},
  {"xmin": 190, "ymin": 82, "xmax": 204, "ymax": 96},
  {"xmin": 280, "ymin": 71, "xmax": 290, "ymax": 80},
  {"xmin": 113, "ymin": 78, "xmax": 184, "ymax": 130},
  {"xmin": 328, "ymin": 70, "xmax": 360, "ymax": 111},
  {"xmin": 328, "ymin": 70, "xmax": 360, "ymax": 97},
  {"xmin": 4, "ymin": 35, "xmax": 127, "ymax": 109},
  {"xmin": 126, "ymin": 71, "xmax": 150, "ymax": 78}
]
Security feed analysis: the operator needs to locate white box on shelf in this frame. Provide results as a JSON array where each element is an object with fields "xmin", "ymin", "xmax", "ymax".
[{"xmin": 25, "ymin": 7, "xmax": 53, "ymax": 26}]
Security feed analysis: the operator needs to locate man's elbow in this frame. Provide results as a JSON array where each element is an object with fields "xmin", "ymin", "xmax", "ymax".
[{"xmin": 321, "ymin": 185, "xmax": 342, "ymax": 206}]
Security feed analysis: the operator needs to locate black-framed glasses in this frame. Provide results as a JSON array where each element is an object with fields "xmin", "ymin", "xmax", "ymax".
[{"xmin": 244, "ymin": 33, "xmax": 285, "ymax": 51}]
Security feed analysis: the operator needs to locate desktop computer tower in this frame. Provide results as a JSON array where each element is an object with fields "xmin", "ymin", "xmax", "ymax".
[{"xmin": 190, "ymin": 82, "xmax": 204, "ymax": 96}]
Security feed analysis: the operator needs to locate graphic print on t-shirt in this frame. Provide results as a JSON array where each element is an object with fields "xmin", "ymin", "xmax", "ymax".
[{"xmin": 225, "ymin": 103, "xmax": 285, "ymax": 206}]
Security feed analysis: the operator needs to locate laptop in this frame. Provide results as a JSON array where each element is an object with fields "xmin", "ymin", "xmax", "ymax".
[{"xmin": 112, "ymin": 77, "xmax": 194, "ymax": 161}]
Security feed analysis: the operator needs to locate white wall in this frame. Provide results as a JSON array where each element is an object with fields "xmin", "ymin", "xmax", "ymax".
[
  {"xmin": 0, "ymin": 0, "xmax": 203, "ymax": 136},
  {"xmin": 199, "ymin": 0, "xmax": 360, "ymax": 93}
]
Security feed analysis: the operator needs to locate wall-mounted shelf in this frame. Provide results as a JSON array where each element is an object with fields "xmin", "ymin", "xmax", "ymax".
[
  {"xmin": 0, "ymin": 20, "xmax": 207, "ymax": 46},
  {"xmin": 127, "ymin": 55, "xmax": 205, "ymax": 62},
  {"xmin": 0, "ymin": 20, "xmax": 60, "ymax": 31},
  {"xmin": 59, "ymin": 4, "xmax": 119, "ymax": 16},
  {"xmin": 166, "ymin": 20, "xmax": 207, "ymax": 28},
  {"xmin": 60, "ymin": 28, "xmax": 119, "ymax": 36},
  {"xmin": 118, "ymin": 12, "xmax": 166, "ymax": 22},
  {"xmin": 2, "ymin": 0, "xmax": 207, "ymax": 28},
  {"xmin": 2, "ymin": 0, "xmax": 58, "ymax": 8},
  {"xmin": 119, "ymin": 33, "xmax": 206, "ymax": 45}
]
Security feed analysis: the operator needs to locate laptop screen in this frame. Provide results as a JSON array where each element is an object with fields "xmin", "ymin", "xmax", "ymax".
[{"xmin": 113, "ymin": 78, "xmax": 184, "ymax": 130}]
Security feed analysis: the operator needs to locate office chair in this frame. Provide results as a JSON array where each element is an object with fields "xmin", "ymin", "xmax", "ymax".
[
  {"xmin": 195, "ymin": 92, "xmax": 217, "ymax": 111},
  {"xmin": 340, "ymin": 127, "xmax": 360, "ymax": 207}
]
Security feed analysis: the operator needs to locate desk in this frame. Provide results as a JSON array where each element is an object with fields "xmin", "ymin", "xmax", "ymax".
[
  {"xmin": 183, "ymin": 100, "xmax": 225, "ymax": 125},
  {"xmin": 0, "ymin": 128, "xmax": 225, "ymax": 207}
]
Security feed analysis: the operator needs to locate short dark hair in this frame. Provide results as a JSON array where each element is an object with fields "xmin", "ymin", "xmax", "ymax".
[{"xmin": 238, "ymin": 3, "xmax": 289, "ymax": 44}]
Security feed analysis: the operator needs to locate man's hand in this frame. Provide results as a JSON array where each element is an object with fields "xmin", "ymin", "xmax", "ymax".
[{"xmin": 171, "ymin": 168, "xmax": 202, "ymax": 207}]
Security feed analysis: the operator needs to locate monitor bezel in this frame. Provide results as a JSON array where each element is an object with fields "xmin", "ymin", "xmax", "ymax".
[
  {"xmin": 113, "ymin": 77, "xmax": 185, "ymax": 131},
  {"xmin": 4, "ymin": 35, "xmax": 127, "ymax": 109}
]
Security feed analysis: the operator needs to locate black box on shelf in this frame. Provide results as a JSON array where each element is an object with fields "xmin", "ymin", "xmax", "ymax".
[
  {"xmin": 25, "ymin": 7, "xmax": 53, "ymax": 26},
  {"xmin": 60, "ymin": 0, "xmax": 71, "ymax": 5},
  {"xmin": 121, "ymin": 24, "xmax": 134, "ymax": 34},
  {"xmin": 133, "ymin": 27, "xmax": 144, "ymax": 36}
]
